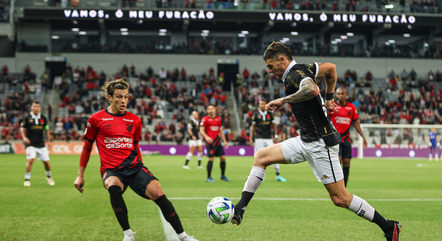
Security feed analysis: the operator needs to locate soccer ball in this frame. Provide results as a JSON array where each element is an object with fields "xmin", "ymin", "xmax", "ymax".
[{"xmin": 206, "ymin": 197, "xmax": 234, "ymax": 224}]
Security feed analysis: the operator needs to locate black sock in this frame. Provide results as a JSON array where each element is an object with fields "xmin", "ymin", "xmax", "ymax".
[
  {"xmin": 207, "ymin": 161, "xmax": 213, "ymax": 178},
  {"xmin": 275, "ymin": 171, "xmax": 280, "ymax": 176},
  {"xmin": 220, "ymin": 161, "xmax": 226, "ymax": 176},
  {"xmin": 108, "ymin": 185, "xmax": 130, "ymax": 231},
  {"xmin": 235, "ymin": 191, "xmax": 255, "ymax": 212},
  {"xmin": 198, "ymin": 160, "xmax": 201, "ymax": 166},
  {"xmin": 184, "ymin": 159, "xmax": 189, "ymax": 166},
  {"xmin": 343, "ymin": 167, "xmax": 350, "ymax": 187},
  {"xmin": 372, "ymin": 210, "xmax": 392, "ymax": 232},
  {"xmin": 155, "ymin": 195, "xmax": 184, "ymax": 234}
]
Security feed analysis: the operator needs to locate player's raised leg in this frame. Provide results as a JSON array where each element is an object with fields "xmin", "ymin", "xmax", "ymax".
[
  {"xmin": 324, "ymin": 180, "xmax": 401, "ymax": 241},
  {"xmin": 232, "ymin": 143, "xmax": 287, "ymax": 224}
]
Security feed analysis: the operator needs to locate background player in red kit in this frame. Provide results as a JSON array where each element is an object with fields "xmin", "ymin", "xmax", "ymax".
[
  {"xmin": 329, "ymin": 87, "xmax": 367, "ymax": 186},
  {"xmin": 73, "ymin": 79, "xmax": 197, "ymax": 241},
  {"xmin": 200, "ymin": 105, "xmax": 229, "ymax": 183}
]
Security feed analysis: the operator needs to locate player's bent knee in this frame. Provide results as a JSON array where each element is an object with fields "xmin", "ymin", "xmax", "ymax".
[{"xmin": 330, "ymin": 195, "xmax": 351, "ymax": 208}]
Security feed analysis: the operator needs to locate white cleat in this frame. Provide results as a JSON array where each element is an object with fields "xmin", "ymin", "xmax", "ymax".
[
  {"xmin": 183, "ymin": 165, "xmax": 190, "ymax": 170},
  {"xmin": 123, "ymin": 230, "xmax": 135, "ymax": 241},
  {"xmin": 197, "ymin": 165, "xmax": 204, "ymax": 169},
  {"xmin": 24, "ymin": 180, "xmax": 31, "ymax": 187},
  {"xmin": 46, "ymin": 177, "xmax": 55, "ymax": 186},
  {"xmin": 179, "ymin": 235, "xmax": 199, "ymax": 241}
]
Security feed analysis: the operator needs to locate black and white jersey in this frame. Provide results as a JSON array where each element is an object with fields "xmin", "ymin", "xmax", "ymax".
[
  {"xmin": 252, "ymin": 111, "xmax": 274, "ymax": 139},
  {"xmin": 187, "ymin": 117, "xmax": 200, "ymax": 139},
  {"xmin": 283, "ymin": 62, "xmax": 340, "ymax": 146},
  {"xmin": 20, "ymin": 113, "xmax": 49, "ymax": 148}
]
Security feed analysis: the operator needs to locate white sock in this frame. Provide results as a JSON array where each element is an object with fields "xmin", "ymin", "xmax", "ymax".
[
  {"xmin": 429, "ymin": 153, "xmax": 433, "ymax": 160},
  {"xmin": 25, "ymin": 172, "xmax": 31, "ymax": 180},
  {"xmin": 273, "ymin": 164, "xmax": 280, "ymax": 174},
  {"xmin": 45, "ymin": 171, "xmax": 51, "ymax": 177},
  {"xmin": 243, "ymin": 166, "xmax": 266, "ymax": 193},
  {"xmin": 185, "ymin": 152, "xmax": 192, "ymax": 161},
  {"xmin": 178, "ymin": 231, "xmax": 188, "ymax": 239},
  {"xmin": 348, "ymin": 195, "xmax": 375, "ymax": 221},
  {"xmin": 123, "ymin": 229, "xmax": 134, "ymax": 236},
  {"xmin": 197, "ymin": 152, "xmax": 202, "ymax": 161},
  {"xmin": 436, "ymin": 153, "xmax": 439, "ymax": 160}
]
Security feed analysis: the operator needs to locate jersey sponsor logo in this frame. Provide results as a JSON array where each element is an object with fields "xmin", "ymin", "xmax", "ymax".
[
  {"xmin": 103, "ymin": 137, "xmax": 134, "ymax": 149},
  {"xmin": 123, "ymin": 118, "xmax": 134, "ymax": 122},
  {"xmin": 210, "ymin": 126, "xmax": 219, "ymax": 131},
  {"xmin": 102, "ymin": 118, "xmax": 114, "ymax": 121},
  {"xmin": 335, "ymin": 116, "xmax": 351, "ymax": 125}
]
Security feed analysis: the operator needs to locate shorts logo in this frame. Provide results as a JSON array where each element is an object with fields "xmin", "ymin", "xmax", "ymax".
[
  {"xmin": 210, "ymin": 150, "xmax": 214, "ymax": 154},
  {"xmin": 321, "ymin": 174, "xmax": 329, "ymax": 179}
]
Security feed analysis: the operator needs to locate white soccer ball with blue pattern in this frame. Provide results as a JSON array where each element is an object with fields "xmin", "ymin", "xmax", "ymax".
[{"xmin": 206, "ymin": 197, "xmax": 234, "ymax": 224}]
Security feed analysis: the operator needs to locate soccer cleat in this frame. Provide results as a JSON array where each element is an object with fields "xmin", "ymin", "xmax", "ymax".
[
  {"xmin": 384, "ymin": 220, "xmax": 401, "ymax": 241},
  {"xmin": 220, "ymin": 175, "xmax": 230, "ymax": 182},
  {"xmin": 183, "ymin": 165, "xmax": 190, "ymax": 170},
  {"xmin": 123, "ymin": 230, "xmax": 135, "ymax": 241},
  {"xmin": 197, "ymin": 165, "xmax": 204, "ymax": 169},
  {"xmin": 24, "ymin": 180, "xmax": 31, "ymax": 187},
  {"xmin": 276, "ymin": 175, "xmax": 287, "ymax": 182},
  {"xmin": 46, "ymin": 177, "xmax": 55, "ymax": 186},
  {"xmin": 231, "ymin": 206, "xmax": 245, "ymax": 225},
  {"xmin": 206, "ymin": 177, "xmax": 215, "ymax": 183},
  {"xmin": 179, "ymin": 235, "xmax": 199, "ymax": 241}
]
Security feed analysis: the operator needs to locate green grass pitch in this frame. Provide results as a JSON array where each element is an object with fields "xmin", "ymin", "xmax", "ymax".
[{"xmin": 1, "ymin": 154, "xmax": 441, "ymax": 241}]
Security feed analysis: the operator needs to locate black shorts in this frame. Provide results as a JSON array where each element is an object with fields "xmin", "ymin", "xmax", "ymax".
[
  {"xmin": 339, "ymin": 142, "xmax": 352, "ymax": 159},
  {"xmin": 206, "ymin": 143, "xmax": 225, "ymax": 157},
  {"xmin": 102, "ymin": 164, "xmax": 158, "ymax": 199}
]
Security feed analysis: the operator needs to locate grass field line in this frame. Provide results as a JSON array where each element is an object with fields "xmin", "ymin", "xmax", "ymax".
[
  {"xmin": 169, "ymin": 197, "xmax": 442, "ymax": 202},
  {"xmin": 158, "ymin": 207, "xmax": 180, "ymax": 241}
]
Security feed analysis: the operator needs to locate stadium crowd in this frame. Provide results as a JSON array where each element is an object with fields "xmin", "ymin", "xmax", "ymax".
[{"xmin": 1, "ymin": 63, "xmax": 440, "ymax": 145}]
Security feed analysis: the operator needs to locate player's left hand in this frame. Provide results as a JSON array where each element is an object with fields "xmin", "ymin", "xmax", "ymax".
[
  {"xmin": 324, "ymin": 99, "xmax": 337, "ymax": 114},
  {"xmin": 362, "ymin": 137, "xmax": 368, "ymax": 148},
  {"xmin": 266, "ymin": 98, "xmax": 284, "ymax": 112},
  {"xmin": 224, "ymin": 142, "xmax": 229, "ymax": 149}
]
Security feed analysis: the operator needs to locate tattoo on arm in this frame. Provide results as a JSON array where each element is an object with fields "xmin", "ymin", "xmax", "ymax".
[{"xmin": 282, "ymin": 78, "xmax": 319, "ymax": 104}]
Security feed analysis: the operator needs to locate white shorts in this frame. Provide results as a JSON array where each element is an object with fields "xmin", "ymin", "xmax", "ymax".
[
  {"xmin": 26, "ymin": 146, "xmax": 50, "ymax": 161},
  {"xmin": 254, "ymin": 138, "xmax": 274, "ymax": 153},
  {"xmin": 188, "ymin": 139, "xmax": 203, "ymax": 147},
  {"xmin": 280, "ymin": 136, "xmax": 343, "ymax": 184}
]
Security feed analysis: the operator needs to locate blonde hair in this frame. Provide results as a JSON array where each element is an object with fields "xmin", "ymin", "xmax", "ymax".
[{"xmin": 103, "ymin": 79, "xmax": 129, "ymax": 96}]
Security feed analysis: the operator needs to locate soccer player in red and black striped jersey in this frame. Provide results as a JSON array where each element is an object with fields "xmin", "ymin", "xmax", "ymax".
[
  {"xmin": 73, "ymin": 79, "xmax": 197, "ymax": 241},
  {"xmin": 200, "ymin": 105, "xmax": 229, "ymax": 183},
  {"xmin": 329, "ymin": 87, "xmax": 367, "ymax": 187}
]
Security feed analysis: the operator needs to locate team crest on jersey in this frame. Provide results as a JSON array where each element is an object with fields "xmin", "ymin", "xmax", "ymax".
[
  {"xmin": 40, "ymin": 119, "xmax": 44, "ymax": 124},
  {"xmin": 126, "ymin": 123, "xmax": 134, "ymax": 133}
]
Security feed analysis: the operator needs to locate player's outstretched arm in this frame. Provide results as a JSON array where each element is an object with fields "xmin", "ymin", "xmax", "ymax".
[
  {"xmin": 317, "ymin": 62, "xmax": 337, "ymax": 113},
  {"xmin": 74, "ymin": 140, "xmax": 93, "ymax": 193},
  {"xmin": 281, "ymin": 78, "xmax": 319, "ymax": 104}
]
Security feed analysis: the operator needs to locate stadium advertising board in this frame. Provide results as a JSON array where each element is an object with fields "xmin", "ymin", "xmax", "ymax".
[
  {"xmin": 12, "ymin": 142, "xmax": 98, "ymax": 155},
  {"xmin": 0, "ymin": 143, "xmax": 14, "ymax": 154},
  {"xmin": 22, "ymin": 8, "xmax": 426, "ymax": 25}
]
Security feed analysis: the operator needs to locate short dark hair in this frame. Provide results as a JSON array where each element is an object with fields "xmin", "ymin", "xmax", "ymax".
[
  {"xmin": 103, "ymin": 79, "xmax": 129, "ymax": 96},
  {"xmin": 263, "ymin": 42, "xmax": 293, "ymax": 61},
  {"xmin": 32, "ymin": 101, "xmax": 41, "ymax": 105}
]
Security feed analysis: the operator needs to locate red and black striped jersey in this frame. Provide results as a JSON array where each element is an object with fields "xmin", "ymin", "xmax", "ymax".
[
  {"xmin": 83, "ymin": 109, "xmax": 143, "ymax": 174},
  {"xmin": 329, "ymin": 101, "xmax": 359, "ymax": 143}
]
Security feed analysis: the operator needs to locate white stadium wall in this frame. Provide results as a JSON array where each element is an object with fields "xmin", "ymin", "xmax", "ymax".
[{"xmin": 2, "ymin": 53, "xmax": 441, "ymax": 79}]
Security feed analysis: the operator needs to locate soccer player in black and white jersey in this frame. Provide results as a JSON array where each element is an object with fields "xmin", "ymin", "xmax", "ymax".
[
  {"xmin": 250, "ymin": 99, "xmax": 287, "ymax": 182},
  {"xmin": 20, "ymin": 101, "xmax": 55, "ymax": 187},
  {"xmin": 183, "ymin": 111, "xmax": 203, "ymax": 169},
  {"xmin": 232, "ymin": 42, "xmax": 401, "ymax": 241}
]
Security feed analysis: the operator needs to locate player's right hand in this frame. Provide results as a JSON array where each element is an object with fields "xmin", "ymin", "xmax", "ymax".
[
  {"xmin": 266, "ymin": 98, "xmax": 284, "ymax": 112},
  {"xmin": 74, "ymin": 176, "xmax": 85, "ymax": 193},
  {"xmin": 23, "ymin": 138, "xmax": 30, "ymax": 145},
  {"xmin": 249, "ymin": 140, "xmax": 254, "ymax": 147},
  {"xmin": 205, "ymin": 137, "xmax": 213, "ymax": 144}
]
